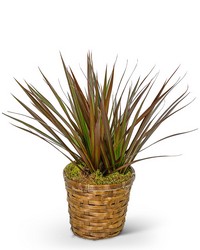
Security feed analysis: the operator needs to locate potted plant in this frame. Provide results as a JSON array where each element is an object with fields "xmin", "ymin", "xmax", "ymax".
[{"xmin": 4, "ymin": 53, "xmax": 194, "ymax": 240}]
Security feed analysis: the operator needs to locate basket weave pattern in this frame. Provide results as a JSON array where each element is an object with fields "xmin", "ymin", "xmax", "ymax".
[{"xmin": 64, "ymin": 169, "xmax": 135, "ymax": 240}]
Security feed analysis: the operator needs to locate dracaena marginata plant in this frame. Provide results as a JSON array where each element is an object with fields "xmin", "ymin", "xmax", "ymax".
[{"xmin": 4, "ymin": 54, "xmax": 195, "ymax": 176}]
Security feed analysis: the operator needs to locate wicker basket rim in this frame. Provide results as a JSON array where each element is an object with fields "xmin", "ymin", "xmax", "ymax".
[{"xmin": 63, "ymin": 166, "xmax": 135, "ymax": 191}]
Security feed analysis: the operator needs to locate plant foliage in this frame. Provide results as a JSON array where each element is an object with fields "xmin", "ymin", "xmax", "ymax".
[{"xmin": 4, "ymin": 53, "xmax": 195, "ymax": 175}]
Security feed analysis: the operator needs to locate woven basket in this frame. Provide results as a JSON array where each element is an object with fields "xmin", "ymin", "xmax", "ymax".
[{"xmin": 63, "ymin": 167, "xmax": 135, "ymax": 240}]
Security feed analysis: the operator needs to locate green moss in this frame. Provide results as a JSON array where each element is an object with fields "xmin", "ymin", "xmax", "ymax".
[
  {"xmin": 64, "ymin": 163, "xmax": 82, "ymax": 181},
  {"xmin": 64, "ymin": 163, "xmax": 133, "ymax": 185}
]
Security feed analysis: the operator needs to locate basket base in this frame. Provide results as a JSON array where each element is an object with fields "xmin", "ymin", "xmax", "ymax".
[{"xmin": 71, "ymin": 225, "xmax": 124, "ymax": 240}]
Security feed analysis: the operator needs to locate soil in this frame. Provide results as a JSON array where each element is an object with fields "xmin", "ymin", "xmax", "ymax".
[{"xmin": 64, "ymin": 163, "xmax": 133, "ymax": 185}]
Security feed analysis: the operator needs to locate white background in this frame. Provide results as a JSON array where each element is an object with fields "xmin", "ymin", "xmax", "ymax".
[{"xmin": 0, "ymin": 0, "xmax": 200, "ymax": 249}]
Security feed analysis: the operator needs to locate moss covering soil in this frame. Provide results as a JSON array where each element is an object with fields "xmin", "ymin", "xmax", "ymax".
[{"xmin": 64, "ymin": 163, "xmax": 133, "ymax": 185}]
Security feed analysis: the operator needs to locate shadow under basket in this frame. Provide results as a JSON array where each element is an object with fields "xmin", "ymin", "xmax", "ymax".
[{"xmin": 63, "ymin": 167, "xmax": 135, "ymax": 240}]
